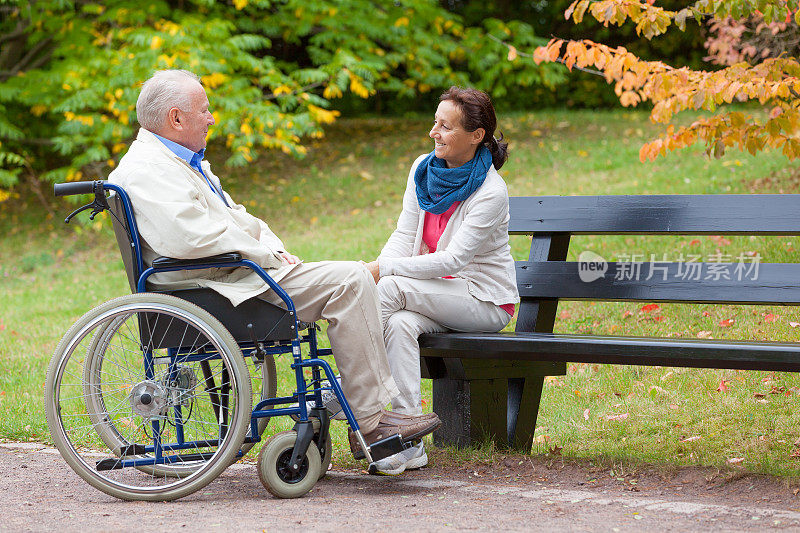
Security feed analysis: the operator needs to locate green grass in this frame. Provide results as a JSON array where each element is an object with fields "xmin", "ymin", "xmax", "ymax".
[{"xmin": 3, "ymin": 108, "xmax": 800, "ymax": 476}]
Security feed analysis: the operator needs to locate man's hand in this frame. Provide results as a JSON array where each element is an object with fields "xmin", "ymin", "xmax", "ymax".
[
  {"xmin": 363, "ymin": 260, "xmax": 380, "ymax": 283},
  {"xmin": 280, "ymin": 251, "xmax": 302, "ymax": 265}
]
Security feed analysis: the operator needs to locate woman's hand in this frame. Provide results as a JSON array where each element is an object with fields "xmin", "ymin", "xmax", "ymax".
[{"xmin": 362, "ymin": 260, "xmax": 380, "ymax": 283}]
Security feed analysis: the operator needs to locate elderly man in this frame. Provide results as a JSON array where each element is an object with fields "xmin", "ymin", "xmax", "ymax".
[{"xmin": 109, "ymin": 69, "xmax": 440, "ymax": 464}]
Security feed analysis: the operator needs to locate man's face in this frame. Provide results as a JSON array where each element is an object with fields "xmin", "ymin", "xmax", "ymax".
[{"xmin": 173, "ymin": 82, "xmax": 215, "ymax": 153}]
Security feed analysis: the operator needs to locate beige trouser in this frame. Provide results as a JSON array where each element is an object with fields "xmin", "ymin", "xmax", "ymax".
[
  {"xmin": 376, "ymin": 275, "xmax": 511, "ymax": 415},
  {"xmin": 259, "ymin": 261, "xmax": 399, "ymax": 431}
]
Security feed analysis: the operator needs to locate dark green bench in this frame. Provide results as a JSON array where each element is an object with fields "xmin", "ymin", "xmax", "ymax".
[{"xmin": 419, "ymin": 195, "xmax": 800, "ymax": 451}]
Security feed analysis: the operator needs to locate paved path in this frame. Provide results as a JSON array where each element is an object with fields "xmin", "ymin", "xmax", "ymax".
[{"xmin": 3, "ymin": 442, "xmax": 800, "ymax": 532}]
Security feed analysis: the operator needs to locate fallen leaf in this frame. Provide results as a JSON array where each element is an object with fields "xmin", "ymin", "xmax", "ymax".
[
  {"xmin": 702, "ymin": 311, "xmax": 712, "ymax": 317},
  {"xmin": 689, "ymin": 239, "xmax": 701, "ymax": 246},
  {"xmin": 622, "ymin": 310, "xmax": 633, "ymax": 319},
  {"xmin": 641, "ymin": 303, "xmax": 660, "ymax": 313},
  {"xmin": 652, "ymin": 315, "xmax": 665, "ymax": 321},
  {"xmin": 727, "ymin": 457, "xmax": 745, "ymax": 464},
  {"xmin": 708, "ymin": 235, "xmax": 732, "ymax": 246},
  {"xmin": 681, "ymin": 435, "xmax": 701, "ymax": 442},
  {"xmin": 606, "ymin": 413, "xmax": 629, "ymax": 421},
  {"xmin": 770, "ymin": 386, "xmax": 786, "ymax": 394},
  {"xmin": 791, "ymin": 322, "xmax": 800, "ymax": 328},
  {"xmin": 559, "ymin": 310, "xmax": 572, "ymax": 319},
  {"xmin": 763, "ymin": 313, "xmax": 778, "ymax": 323},
  {"xmin": 754, "ymin": 392, "xmax": 766, "ymax": 398},
  {"xmin": 716, "ymin": 380, "xmax": 730, "ymax": 392},
  {"xmin": 583, "ymin": 408, "xmax": 590, "ymax": 421},
  {"xmin": 719, "ymin": 318, "xmax": 734, "ymax": 327},
  {"xmin": 697, "ymin": 330, "xmax": 713, "ymax": 339},
  {"xmin": 548, "ymin": 445, "xmax": 563, "ymax": 456}
]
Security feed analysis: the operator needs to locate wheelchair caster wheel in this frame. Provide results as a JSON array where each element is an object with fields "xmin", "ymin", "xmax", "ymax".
[
  {"xmin": 316, "ymin": 433, "xmax": 333, "ymax": 480},
  {"xmin": 258, "ymin": 431, "xmax": 321, "ymax": 498}
]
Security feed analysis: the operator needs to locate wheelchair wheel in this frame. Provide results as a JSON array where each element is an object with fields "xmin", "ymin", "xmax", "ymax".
[
  {"xmin": 46, "ymin": 293, "xmax": 252, "ymax": 501},
  {"xmin": 242, "ymin": 353, "xmax": 277, "ymax": 456},
  {"xmin": 257, "ymin": 430, "xmax": 321, "ymax": 498},
  {"xmin": 84, "ymin": 320, "xmax": 276, "ymax": 475},
  {"xmin": 316, "ymin": 432, "xmax": 332, "ymax": 480}
]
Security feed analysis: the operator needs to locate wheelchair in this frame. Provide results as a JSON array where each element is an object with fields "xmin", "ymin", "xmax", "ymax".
[{"xmin": 46, "ymin": 180, "xmax": 407, "ymax": 501}]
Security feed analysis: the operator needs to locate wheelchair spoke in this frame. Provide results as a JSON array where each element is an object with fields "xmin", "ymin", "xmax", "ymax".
[{"xmin": 46, "ymin": 293, "xmax": 251, "ymax": 501}]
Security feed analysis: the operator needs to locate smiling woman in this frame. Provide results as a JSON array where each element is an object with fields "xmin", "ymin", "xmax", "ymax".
[{"xmin": 362, "ymin": 86, "xmax": 519, "ymax": 476}]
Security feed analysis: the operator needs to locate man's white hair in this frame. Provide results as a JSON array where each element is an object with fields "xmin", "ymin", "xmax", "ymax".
[{"xmin": 136, "ymin": 70, "xmax": 202, "ymax": 131}]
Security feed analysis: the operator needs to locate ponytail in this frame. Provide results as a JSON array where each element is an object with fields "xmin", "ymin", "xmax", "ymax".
[{"xmin": 485, "ymin": 133, "xmax": 508, "ymax": 170}]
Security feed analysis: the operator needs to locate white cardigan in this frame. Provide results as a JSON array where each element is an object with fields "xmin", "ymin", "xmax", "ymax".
[
  {"xmin": 378, "ymin": 154, "xmax": 520, "ymax": 307},
  {"xmin": 109, "ymin": 128, "xmax": 298, "ymax": 306}
]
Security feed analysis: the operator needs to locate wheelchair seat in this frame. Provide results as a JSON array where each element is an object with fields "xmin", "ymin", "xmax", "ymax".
[{"xmin": 107, "ymin": 192, "xmax": 298, "ymax": 343}]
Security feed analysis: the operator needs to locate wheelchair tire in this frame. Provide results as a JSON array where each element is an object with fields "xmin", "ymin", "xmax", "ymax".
[
  {"xmin": 257, "ymin": 430, "xmax": 321, "ymax": 499},
  {"xmin": 241, "ymin": 353, "xmax": 277, "ymax": 456},
  {"xmin": 46, "ymin": 293, "xmax": 252, "ymax": 501},
  {"xmin": 316, "ymin": 432, "xmax": 333, "ymax": 480},
  {"xmin": 83, "ymin": 319, "xmax": 276, "ymax": 477}
]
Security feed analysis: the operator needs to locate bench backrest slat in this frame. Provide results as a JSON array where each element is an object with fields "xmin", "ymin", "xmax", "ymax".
[
  {"xmin": 516, "ymin": 261, "xmax": 800, "ymax": 304},
  {"xmin": 510, "ymin": 195, "xmax": 800, "ymax": 235}
]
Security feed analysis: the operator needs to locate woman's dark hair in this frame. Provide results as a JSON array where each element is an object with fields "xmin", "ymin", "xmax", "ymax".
[{"xmin": 439, "ymin": 86, "xmax": 508, "ymax": 170}]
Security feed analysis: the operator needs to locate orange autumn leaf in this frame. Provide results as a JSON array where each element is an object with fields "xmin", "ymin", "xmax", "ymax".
[
  {"xmin": 763, "ymin": 313, "xmax": 778, "ymax": 323},
  {"xmin": 716, "ymin": 380, "xmax": 730, "ymax": 392},
  {"xmin": 641, "ymin": 303, "xmax": 660, "ymax": 313},
  {"xmin": 719, "ymin": 318, "xmax": 735, "ymax": 327}
]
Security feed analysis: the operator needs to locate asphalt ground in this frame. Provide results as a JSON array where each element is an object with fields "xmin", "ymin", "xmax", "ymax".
[{"xmin": 3, "ymin": 441, "xmax": 800, "ymax": 532}]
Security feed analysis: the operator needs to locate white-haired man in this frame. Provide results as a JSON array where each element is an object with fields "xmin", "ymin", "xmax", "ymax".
[{"xmin": 109, "ymin": 70, "xmax": 440, "ymax": 465}]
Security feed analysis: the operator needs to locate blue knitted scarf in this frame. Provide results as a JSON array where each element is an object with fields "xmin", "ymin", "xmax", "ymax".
[{"xmin": 414, "ymin": 145, "xmax": 492, "ymax": 215}]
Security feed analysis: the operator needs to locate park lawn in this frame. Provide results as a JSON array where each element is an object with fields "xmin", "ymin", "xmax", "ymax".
[{"xmin": 2, "ymin": 108, "xmax": 800, "ymax": 477}]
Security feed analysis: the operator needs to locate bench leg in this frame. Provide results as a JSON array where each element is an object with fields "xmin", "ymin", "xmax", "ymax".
[
  {"xmin": 431, "ymin": 368, "xmax": 557, "ymax": 452},
  {"xmin": 432, "ymin": 376, "xmax": 508, "ymax": 448},
  {"xmin": 507, "ymin": 376, "xmax": 545, "ymax": 451}
]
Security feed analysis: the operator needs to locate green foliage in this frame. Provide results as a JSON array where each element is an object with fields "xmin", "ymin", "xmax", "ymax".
[
  {"xmin": 0, "ymin": 0, "xmax": 563, "ymax": 196},
  {"xmin": 446, "ymin": 0, "xmax": 707, "ymax": 109}
]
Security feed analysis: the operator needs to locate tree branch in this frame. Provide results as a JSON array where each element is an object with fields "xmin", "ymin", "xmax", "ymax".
[
  {"xmin": 263, "ymin": 80, "xmax": 325, "ymax": 100},
  {"xmin": 487, "ymin": 34, "xmax": 607, "ymax": 78}
]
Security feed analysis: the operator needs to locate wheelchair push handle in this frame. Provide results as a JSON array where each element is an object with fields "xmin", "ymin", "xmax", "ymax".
[
  {"xmin": 54, "ymin": 180, "xmax": 101, "ymax": 197},
  {"xmin": 54, "ymin": 180, "xmax": 110, "ymax": 224}
]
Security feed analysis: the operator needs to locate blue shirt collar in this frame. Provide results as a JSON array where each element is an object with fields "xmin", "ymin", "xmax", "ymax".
[{"xmin": 152, "ymin": 132, "xmax": 205, "ymax": 174}]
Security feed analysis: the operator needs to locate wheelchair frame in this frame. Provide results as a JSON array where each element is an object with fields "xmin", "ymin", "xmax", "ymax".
[{"xmin": 46, "ymin": 180, "xmax": 389, "ymax": 501}]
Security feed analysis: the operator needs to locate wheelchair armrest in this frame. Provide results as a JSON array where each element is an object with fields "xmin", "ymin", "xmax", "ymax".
[{"xmin": 151, "ymin": 253, "xmax": 243, "ymax": 269}]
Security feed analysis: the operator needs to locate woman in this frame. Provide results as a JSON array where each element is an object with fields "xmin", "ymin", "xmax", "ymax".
[{"xmin": 364, "ymin": 86, "xmax": 519, "ymax": 475}]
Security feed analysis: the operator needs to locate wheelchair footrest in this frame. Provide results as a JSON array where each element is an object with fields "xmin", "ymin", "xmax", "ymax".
[
  {"xmin": 368, "ymin": 434, "xmax": 409, "ymax": 462},
  {"xmin": 119, "ymin": 444, "xmax": 148, "ymax": 456}
]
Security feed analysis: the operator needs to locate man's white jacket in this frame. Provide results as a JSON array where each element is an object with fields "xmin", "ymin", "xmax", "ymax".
[{"xmin": 109, "ymin": 128, "xmax": 296, "ymax": 306}]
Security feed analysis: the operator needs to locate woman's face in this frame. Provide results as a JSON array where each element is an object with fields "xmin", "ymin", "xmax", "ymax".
[{"xmin": 429, "ymin": 100, "xmax": 484, "ymax": 168}]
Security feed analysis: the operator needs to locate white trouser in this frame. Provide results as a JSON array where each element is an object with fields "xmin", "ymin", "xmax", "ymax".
[
  {"xmin": 376, "ymin": 275, "xmax": 511, "ymax": 415},
  {"xmin": 260, "ymin": 261, "xmax": 399, "ymax": 431}
]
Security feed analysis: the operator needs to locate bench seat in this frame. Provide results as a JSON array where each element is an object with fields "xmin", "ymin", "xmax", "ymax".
[{"xmin": 421, "ymin": 332, "xmax": 800, "ymax": 372}]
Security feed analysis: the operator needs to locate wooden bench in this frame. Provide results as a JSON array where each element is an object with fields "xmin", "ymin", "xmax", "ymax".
[{"xmin": 419, "ymin": 194, "xmax": 800, "ymax": 451}]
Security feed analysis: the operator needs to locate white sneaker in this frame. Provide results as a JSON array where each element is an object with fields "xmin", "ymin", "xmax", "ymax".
[{"xmin": 368, "ymin": 441, "xmax": 428, "ymax": 476}]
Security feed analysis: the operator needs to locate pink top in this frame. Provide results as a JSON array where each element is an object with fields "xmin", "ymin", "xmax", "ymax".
[{"xmin": 422, "ymin": 202, "xmax": 514, "ymax": 317}]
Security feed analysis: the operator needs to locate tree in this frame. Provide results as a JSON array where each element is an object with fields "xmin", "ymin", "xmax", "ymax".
[
  {"xmin": 505, "ymin": 0, "xmax": 800, "ymax": 162},
  {"xmin": 705, "ymin": 12, "xmax": 800, "ymax": 67},
  {"xmin": 0, "ymin": 0, "xmax": 563, "ymax": 202}
]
